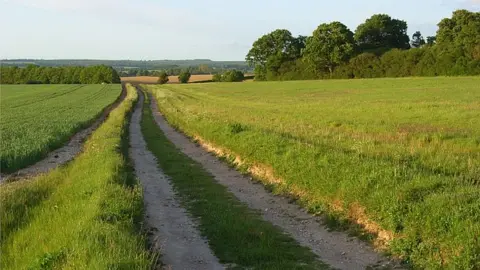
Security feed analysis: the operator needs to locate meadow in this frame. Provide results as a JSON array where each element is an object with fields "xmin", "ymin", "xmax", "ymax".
[
  {"xmin": 145, "ymin": 77, "xmax": 480, "ymax": 269},
  {"xmin": 0, "ymin": 84, "xmax": 153, "ymax": 269},
  {"xmin": 0, "ymin": 84, "xmax": 121, "ymax": 173}
]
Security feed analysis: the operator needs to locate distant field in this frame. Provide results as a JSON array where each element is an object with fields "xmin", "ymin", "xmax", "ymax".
[
  {"xmin": 0, "ymin": 84, "xmax": 121, "ymax": 173},
  {"xmin": 121, "ymin": 75, "xmax": 213, "ymax": 84},
  {"xmin": 146, "ymin": 77, "xmax": 480, "ymax": 268}
]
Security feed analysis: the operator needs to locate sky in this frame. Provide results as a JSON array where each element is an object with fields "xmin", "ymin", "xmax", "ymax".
[{"xmin": 1, "ymin": 0, "xmax": 479, "ymax": 61}]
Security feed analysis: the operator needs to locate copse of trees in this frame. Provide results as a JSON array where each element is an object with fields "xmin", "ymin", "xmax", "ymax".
[
  {"xmin": 246, "ymin": 29, "xmax": 306, "ymax": 81},
  {"xmin": 0, "ymin": 65, "xmax": 121, "ymax": 84},
  {"xmin": 157, "ymin": 71, "xmax": 169, "ymax": 84},
  {"xmin": 212, "ymin": 70, "xmax": 245, "ymax": 82},
  {"xmin": 246, "ymin": 9, "xmax": 480, "ymax": 80},
  {"xmin": 178, "ymin": 71, "xmax": 191, "ymax": 83}
]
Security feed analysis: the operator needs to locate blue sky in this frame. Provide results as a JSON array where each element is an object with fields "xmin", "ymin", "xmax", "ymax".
[{"xmin": 1, "ymin": 0, "xmax": 479, "ymax": 60}]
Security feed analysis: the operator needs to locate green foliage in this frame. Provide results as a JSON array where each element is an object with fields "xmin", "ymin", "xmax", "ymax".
[
  {"xmin": 354, "ymin": 14, "xmax": 410, "ymax": 53},
  {"xmin": 426, "ymin": 36, "xmax": 436, "ymax": 46},
  {"xmin": 0, "ymin": 85, "xmax": 153, "ymax": 269},
  {"xmin": 178, "ymin": 71, "xmax": 191, "ymax": 83},
  {"xmin": 0, "ymin": 84, "xmax": 121, "ymax": 172},
  {"xmin": 411, "ymin": 31, "xmax": 426, "ymax": 48},
  {"xmin": 157, "ymin": 71, "xmax": 169, "ymax": 84},
  {"xmin": 437, "ymin": 9, "xmax": 480, "ymax": 61},
  {"xmin": 148, "ymin": 78, "xmax": 480, "ymax": 269},
  {"xmin": 0, "ymin": 65, "xmax": 121, "ymax": 84},
  {"xmin": 303, "ymin": 22, "xmax": 355, "ymax": 75},
  {"xmin": 246, "ymin": 10, "xmax": 480, "ymax": 80},
  {"xmin": 212, "ymin": 70, "xmax": 245, "ymax": 82},
  {"xmin": 347, "ymin": 53, "xmax": 383, "ymax": 78},
  {"xmin": 246, "ymin": 29, "xmax": 305, "ymax": 80}
]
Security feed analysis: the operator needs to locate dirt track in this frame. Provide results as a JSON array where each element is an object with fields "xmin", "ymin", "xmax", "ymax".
[
  {"xmin": 147, "ymin": 92, "xmax": 398, "ymax": 270},
  {"xmin": 129, "ymin": 90, "xmax": 223, "ymax": 270},
  {"xmin": 0, "ymin": 84, "xmax": 127, "ymax": 184}
]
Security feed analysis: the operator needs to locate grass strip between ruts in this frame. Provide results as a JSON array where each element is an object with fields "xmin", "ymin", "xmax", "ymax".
[{"xmin": 140, "ymin": 91, "xmax": 328, "ymax": 270}]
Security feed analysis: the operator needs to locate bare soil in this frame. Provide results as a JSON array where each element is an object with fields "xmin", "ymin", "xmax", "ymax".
[
  {"xmin": 129, "ymin": 90, "xmax": 223, "ymax": 270},
  {"xmin": 0, "ymin": 85, "xmax": 127, "ymax": 184},
  {"xmin": 148, "ymin": 94, "xmax": 399, "ymax": 270}
]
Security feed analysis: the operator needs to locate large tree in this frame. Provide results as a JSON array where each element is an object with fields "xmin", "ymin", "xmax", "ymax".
[
  {"xmin": 436, "ymin": 9, "xmax": 480, "ymax": 59},
  {"xmin": 246, "ymin": 29, "xmax": 305, "ymax": 80},
  {"xmin": 303, "ymin": 22, "xmax": 355, "ymax": 74},
  {"xmin": 354, "ymin": 14, "xmax": 410, "ymax": 53}
]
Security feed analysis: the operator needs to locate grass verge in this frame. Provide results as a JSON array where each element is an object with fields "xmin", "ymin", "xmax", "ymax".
[
  {"xmin": 140, "ymin": 92, "xmax": 327, "ymax": 270},
  {"xmin": 0, "ymin": 84, "xmax": 154, "ymax": 269}
]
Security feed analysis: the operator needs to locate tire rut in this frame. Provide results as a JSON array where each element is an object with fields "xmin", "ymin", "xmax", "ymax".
[
  {"xmin": 129, "ymin": 90, "xmax": 223, "ymax": 270},
  {"xmin": 148, "ymin": 92, "xmax": 399, "ymax": 270}
]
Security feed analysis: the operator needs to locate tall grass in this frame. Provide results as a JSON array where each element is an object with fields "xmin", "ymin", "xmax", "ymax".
[
  {"xmin": 145, "ymin": 77, "xmax": 480, "ymax": 269},
  {"xmin": 0, "ymin": 84, "xmax": 154, "ymax": 269},
  {"xmin": 0, "ymin": 84, "xmax": 121, "ymax": 172}
]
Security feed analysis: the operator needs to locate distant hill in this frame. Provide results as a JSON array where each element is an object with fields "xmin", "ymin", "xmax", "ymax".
[{"xmin": 0, "ymin": 59, "xmax": 250, "ymax": 71}]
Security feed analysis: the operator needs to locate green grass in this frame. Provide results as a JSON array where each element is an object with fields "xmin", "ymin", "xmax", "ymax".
[
  {"xmin": 145, "ymin": 77, "xmax": 480, "ymax": 269},
  {"xmin": 0, "ymin": 84, "xmax": 154, "ymax": 269},
  {"xmin": 141, "ymin": 92, "xmax": 327, "ymax": 269},
  {"xmin": 0, "ymin": 84, "xmax": 121, "ymax": 173}
]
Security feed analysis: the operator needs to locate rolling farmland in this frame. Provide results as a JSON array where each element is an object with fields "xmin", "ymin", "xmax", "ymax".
[
  {"xmin": 0, "ymin": 84, "xmax": 121, "ymax": 173},
  {"xmin": 1, "ymin": 2, "xmax": 479, "ymax": 269},
  {"xmin": 1, "ymin": 77, "xmax": 478, "ymax": 269},
  {"xmin": 145, "ymin": 77, "xmax": 480, "ymax": 268},
  {"xmin": 0, "ymin": 85, "xmax": 153, "ymax": 269}
]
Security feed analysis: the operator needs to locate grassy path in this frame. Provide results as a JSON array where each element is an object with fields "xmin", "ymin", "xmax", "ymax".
[
  {"xmin": 141, "ymin": 89, "xmax": 340, "ymax": 269},
  {"xmin": 129, "ymin": 89, "xmax": 223, "ymax": 269}
]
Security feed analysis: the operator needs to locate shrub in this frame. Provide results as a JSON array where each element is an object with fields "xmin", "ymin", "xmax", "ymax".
[
  {"xmin": 212, "ymin": 74, "xmax": 222, "ymax": 82},
  {"xmin": 212, "ymin": 70, "xmax": 245, "ymax": 82},
  {"xmin": 157, "ymin": 71, "xmax": 169, "ymax": 84},
  {"xmin": 178, "ymin": 71, "xmax": 191, "ymax": 84}
]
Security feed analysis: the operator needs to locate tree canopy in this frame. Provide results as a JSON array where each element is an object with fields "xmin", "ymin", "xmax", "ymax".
[
  {"xmin": 0, "ymin": 65, "xmax": 120, "ymax": 84},
  {"xmin": 246, "ymin": 29, "xmax": 305, "ymax": 80},
  {"xmin": 411, "ymin": 31, "xmax": 426, "ymax": 48},
  {"xmin": 157, "ymin": 71, "xmax": 169, "ymax": 84},
  {"xmin": 303, "ymin": 22, "xmax": 355, "ymax": 74},
  {"xmin": 245, "ymin": 9, "xmax": 480, "ymax": 81},
  {"xmin": 212, "ymin": 70, "xmax": 245, "ymax": 82},
  {"xmin": 178, "ymin": 71, "xmax": 191, "ymax": 83},
  {"xmin": 354, "ymin": 14, "xmax": 410, "ymax": 53}
]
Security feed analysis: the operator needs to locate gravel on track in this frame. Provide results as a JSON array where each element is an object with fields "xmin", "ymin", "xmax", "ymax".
[{"xmin": 129, "ymin": 90, "xmax": 224, "ymax": 270}]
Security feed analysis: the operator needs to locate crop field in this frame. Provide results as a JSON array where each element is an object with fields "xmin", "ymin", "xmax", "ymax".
[
  {"xmin": 0, "ymin": 85, "xmax": 153, "ymax": 269},
  {"xmin": 0, "ymin": 84, "xmax": 121, "ymax": 173},
  {"xmin": 145, "ymin": 77, "xmax": 480, "ymax": 268}
]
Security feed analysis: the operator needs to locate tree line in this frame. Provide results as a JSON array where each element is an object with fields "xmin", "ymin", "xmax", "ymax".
[
  {"xmin": 1, "ymin": 59, "xmax": 251, "ymax": 71},
  {"xmin": 246, "ymin": 10, "xmax": 480, "ymax": 80},
  {"xmin": 119, "ymin": 64, "xmax": 251, "ymax": 78},
  {"xmin": 0, "ymin": 65, "xmax": 121, "ymax": 84}
]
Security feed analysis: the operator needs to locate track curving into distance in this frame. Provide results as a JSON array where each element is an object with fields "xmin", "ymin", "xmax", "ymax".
[{"xmin": 129, "ymin": 89, "xmax": 224, "ymax": 270}]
